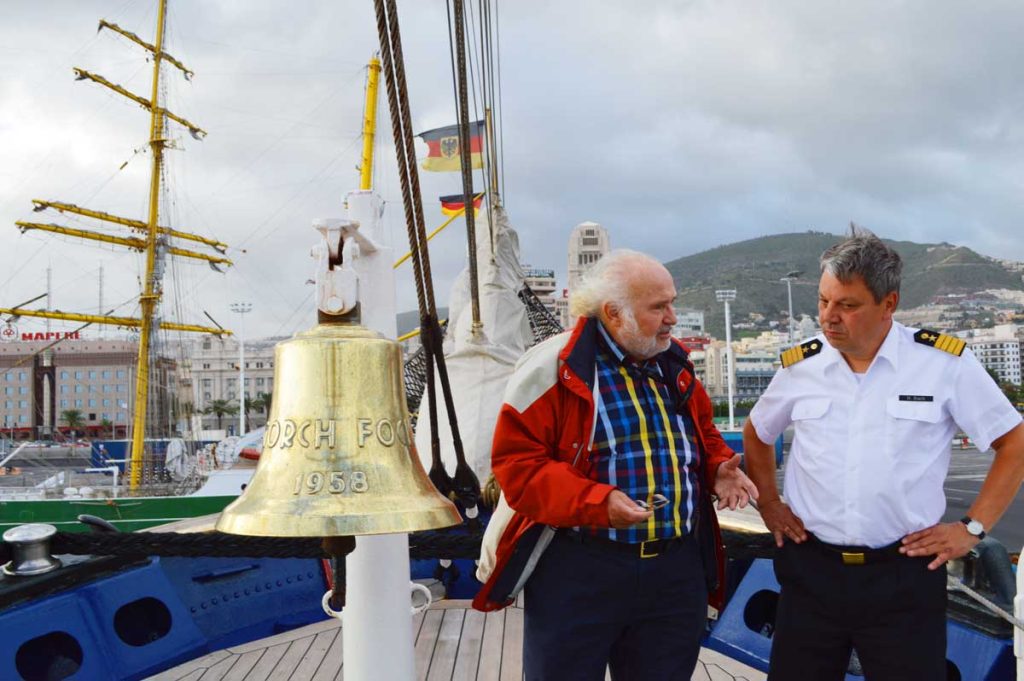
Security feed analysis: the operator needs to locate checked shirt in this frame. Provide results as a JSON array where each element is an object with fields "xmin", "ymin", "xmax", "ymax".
[{"xmin": 586, "ymin": 323, "xmax": 701, "ymax": 543}]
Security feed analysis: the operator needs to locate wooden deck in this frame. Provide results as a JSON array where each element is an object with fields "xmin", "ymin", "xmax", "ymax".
[{"xmin": 147, "ymin": 599, "xmax": 766, "ymax": 681}]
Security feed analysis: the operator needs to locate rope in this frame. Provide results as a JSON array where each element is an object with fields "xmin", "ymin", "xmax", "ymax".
[
  {"xmin": 518, "ymin": 284, "xmax": 564, "ymax": 345},
  {"xmin": 451, "ymin": 0, "xmax": 483, "ymax": 334},
  {"xmin": 0, "ymin": 527, "xmax": 779, "ymax": 565},
  {"xmin": 375, "ymin": 0, "xmax": 479, "ymax": 510},
  {"xmin": 0, "ymin": 527, "xmax": 487, "ymax": 564},
  {"xmin": 947, "ymin": 576, "xmax": 1024, "ymax": 631}
]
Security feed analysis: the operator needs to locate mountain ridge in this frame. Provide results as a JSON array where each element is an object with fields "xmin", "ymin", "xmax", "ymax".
[{"xmin": 662, "ymin": 231, "xmax": 1024, "ymax": 338}]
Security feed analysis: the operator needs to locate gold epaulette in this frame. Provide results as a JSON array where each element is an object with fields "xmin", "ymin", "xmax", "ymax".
[
  {"xmin": 914, "ymin": 329, "xmax": 965, "ymax": 356},
  {"xmin": 780, "ymin": 339, "xmax": 823, "ymax": 368}
]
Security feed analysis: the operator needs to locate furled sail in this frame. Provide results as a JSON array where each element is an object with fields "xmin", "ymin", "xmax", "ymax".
[{"xmin": 414, "ymin": 205, "xmax": 532, "ymax": 483}]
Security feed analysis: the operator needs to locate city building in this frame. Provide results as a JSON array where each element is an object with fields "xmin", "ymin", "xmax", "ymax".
[
  {"xmin": 521, "ymin": 265, "xmax": 559, "ymax": 319},
  {"xmin": 565, "ymin": 221, "xmax": 611, "ymax": 327},
  {"xmin": 894, "ymin": 304, "xmax": 960, "ymax": 332},
  {"xmin": 554, "ymin": 291, "xmax": 569, "ymax": 330},
  {"xmin": 677, "ymin": 335, "xmax": 711, "ymax": 353},
  {"xmin": 186, "ymin": 335, "xmax": 282, "ymax": 434},
  {"xmin": 698, "ymin": 341, "xmax": 780, "ymax": 403},
  {"xmin": 956, "ymin": 325, "xmax": 1022, "ymax": 385},
  {"xmin": 733, "ymin": 352, "xmax": 779, "ymax": 401},
  {"xmin": 0, "ymin": 333, "xmax": 176, "ymax": 439},
  {"xmin": 673, "ymin": 308, "xmax": 705, "ymax": 335}
]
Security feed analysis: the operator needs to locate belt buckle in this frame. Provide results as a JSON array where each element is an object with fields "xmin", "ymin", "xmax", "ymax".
[
  {"xmin": 841, "ymin": 551, "xmax": 866, "ymax": 566},
  {"xmin": 640, "ymin": 540, "xmax": 660, "ymax": 559}
]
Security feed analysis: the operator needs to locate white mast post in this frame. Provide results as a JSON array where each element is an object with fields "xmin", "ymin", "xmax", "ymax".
[{"xmin": 339, "ymin": 190, "xmax": 414, "ymax": 681}]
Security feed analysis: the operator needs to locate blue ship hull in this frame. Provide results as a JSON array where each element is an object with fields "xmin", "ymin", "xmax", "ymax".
[{"xmin": 0, "ymin": 553, "xmax": 329, "ymax": 681}]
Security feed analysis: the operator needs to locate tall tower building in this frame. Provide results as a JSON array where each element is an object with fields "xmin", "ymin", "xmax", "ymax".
[
  {"xmin": 567, "ymin": 221, "xmax": 611, "ymax": 292},
  {"xmin": 565, "ymin": 222, "xmax": 611, "ymax": 326}
]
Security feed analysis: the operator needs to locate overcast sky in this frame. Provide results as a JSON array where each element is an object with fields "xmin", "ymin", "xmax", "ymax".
[{"xmin": 2, "ymin": 1, "xmax": 1023, "ymax": 341}]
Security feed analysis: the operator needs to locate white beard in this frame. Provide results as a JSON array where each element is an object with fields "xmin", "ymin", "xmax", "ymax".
[{"xmin": 619, "ymin": 311, "xmax": 671, "ymax": 360}]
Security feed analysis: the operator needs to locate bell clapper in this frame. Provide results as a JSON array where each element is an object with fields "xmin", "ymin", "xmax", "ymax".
[{"xmin": 321, "ymin": 535, "xmax": 357, "ymax": 612}]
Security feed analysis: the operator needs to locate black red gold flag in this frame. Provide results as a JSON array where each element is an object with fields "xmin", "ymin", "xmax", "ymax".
[{"xmin": 418, "ymin": 120, "xmax": 484, "ymax": 172}]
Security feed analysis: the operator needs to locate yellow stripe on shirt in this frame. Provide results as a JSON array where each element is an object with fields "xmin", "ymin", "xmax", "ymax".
[
  {"xmin": 649, "ymin": 377, "xmax": 683, "ymax": 535},
  {"xmin": 619, "ymin": 365, "xmax": 658, "ymax": 539}
]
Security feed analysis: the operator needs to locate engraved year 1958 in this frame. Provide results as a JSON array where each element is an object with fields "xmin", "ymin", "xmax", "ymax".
[{"xmin": 292, "ymin": 470, "xmax": 369, "ymax": 495}]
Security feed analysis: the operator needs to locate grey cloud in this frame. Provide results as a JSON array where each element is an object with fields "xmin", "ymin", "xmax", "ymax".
[{"xmin": 1, "ymin": 0, "xmax": 1023, "ymax": 342}]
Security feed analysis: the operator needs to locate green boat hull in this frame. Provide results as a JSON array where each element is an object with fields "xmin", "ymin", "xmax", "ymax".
[{"xmin": 0, "ymin": 495, "xmax": 237, "ymax": 533}]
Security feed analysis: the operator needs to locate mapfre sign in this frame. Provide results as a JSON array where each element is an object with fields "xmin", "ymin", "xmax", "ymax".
[{"xmin": 19, "ymin": 331, "xmax": 81, "ymax": 342}]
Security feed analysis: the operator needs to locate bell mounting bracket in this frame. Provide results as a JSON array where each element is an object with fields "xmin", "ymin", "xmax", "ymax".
[{"xmin": 311, "ymin": 218, "xmax": 378, "ymax": 318}]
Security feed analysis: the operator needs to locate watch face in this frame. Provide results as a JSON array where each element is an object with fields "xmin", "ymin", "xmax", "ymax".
[{"xmin": 966, "ymin": 520, "xmax": 984, "ymax": 535}]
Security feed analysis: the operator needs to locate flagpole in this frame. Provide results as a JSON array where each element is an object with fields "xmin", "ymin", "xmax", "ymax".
[
  {"xmin": 485, "ymin": 108, "xmax": 500, "ymax": 208},
  {"xmin": 484, "ymin": 107, "xmax": 498, "ymax": 255},
  {"xmin": 391, "ymin": 193, "xmax": 482, "ymax": 269}
]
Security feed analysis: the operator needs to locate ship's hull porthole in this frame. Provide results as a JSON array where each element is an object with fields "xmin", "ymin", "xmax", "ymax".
[
  {"xmin": 742, "ymin": 589, "xmax": 779, "ymax": 638},
  {"xmin": 16, "ymin": 631, "xmax": 83, "ymax": 681},
  {"xmin": 114, "ymin": 597, "xmax": 172, "ymax": 646}
]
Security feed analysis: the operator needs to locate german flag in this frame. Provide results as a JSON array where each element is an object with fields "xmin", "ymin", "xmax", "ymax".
[
  {"xmin": 440, "ymin": 193, "xmax": 483, "ymax": 217},
  {"xmin": 418, "ymin": 120, "xmax": 484, "ymax": 172}
]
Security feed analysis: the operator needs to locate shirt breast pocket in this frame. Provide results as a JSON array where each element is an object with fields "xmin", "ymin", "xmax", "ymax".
[
  {"xmin": 885, "ymin": 397, "xmax": 943, "ymax": 459},
  {"xmin": 791, "ymin": 398, "xmax": 831, "ymax": 422},
  {"xmin": 790, "ymin": 398, "xmax": 832, "ymax": 446}
]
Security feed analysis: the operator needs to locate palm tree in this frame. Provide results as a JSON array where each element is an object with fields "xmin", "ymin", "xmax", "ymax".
[
  {"xmin": 100, "ymin": 418, "xmax": 113, "ymax": 438},
  {"xmin": 61, "ymin": 409, "xmax": 86, "ymax": 441},
  {"xmin": 202, "ymin": 399, "xmax": 236, "ymax": 430},
  {"xmin": 248, "ymin": 391, "xmax": 273, "ymax": 426}
]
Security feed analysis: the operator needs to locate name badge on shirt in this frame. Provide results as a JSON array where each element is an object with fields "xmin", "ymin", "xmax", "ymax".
[{"xmin": 898, "ymin": 394, "xmax": 933, "ymax": 402}]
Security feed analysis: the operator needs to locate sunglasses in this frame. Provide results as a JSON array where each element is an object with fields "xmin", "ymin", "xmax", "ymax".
[{"xmin": 634, "ymin": 493, "xmax": 669, "ymax": 510}]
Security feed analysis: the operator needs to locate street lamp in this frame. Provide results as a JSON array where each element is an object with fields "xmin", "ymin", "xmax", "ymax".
[
  {"xmin": 780, "ymin": 270, "xmax": 802, "ymax": 345},
  {"xmin": 229, "ymin": 302, "xmax": 253, "ymax": 437},
  {"xmin": 715, "ymin": 289, "xmax": 737, "ymax": 431}
]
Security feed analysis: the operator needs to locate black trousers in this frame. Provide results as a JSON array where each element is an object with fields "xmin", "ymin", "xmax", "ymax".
[
  {"xmin": 769, "ymin": 539, "xmax": 947, "ymax": 681},
  {"xmin": 523, "ymin": 530, "xmax": 707, "ymax": 681}
]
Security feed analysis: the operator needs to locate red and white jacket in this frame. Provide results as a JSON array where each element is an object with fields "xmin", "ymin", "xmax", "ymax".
[{"xmin": 472, "ymin": 317, "xmax": 734, "ymax": 612}]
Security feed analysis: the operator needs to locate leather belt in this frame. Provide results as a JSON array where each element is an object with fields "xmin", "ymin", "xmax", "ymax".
[
  {"xmin": 562, "ymin": 529, "xmax": 688, "ymax": 559},
  {"xmin": 805, "ymin": 533, "xmax": 903, "ymax": 566}
]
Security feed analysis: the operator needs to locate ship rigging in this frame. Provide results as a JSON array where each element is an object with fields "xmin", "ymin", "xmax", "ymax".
[{"xmin": 0, "ymin": 0, "xmax": 232, "ymax": 490}]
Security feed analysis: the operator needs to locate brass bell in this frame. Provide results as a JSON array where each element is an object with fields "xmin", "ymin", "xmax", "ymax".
[{"xmin": 216, "ymin": 323, "xmax": 461, "ymax": 537}]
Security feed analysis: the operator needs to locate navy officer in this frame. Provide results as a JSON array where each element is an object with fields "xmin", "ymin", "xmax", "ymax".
[{"xmin": 743, "ymin": 228, "xmax": 1024, "ymax": 680}]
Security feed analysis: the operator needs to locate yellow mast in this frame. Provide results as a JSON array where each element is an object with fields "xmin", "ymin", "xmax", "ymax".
[
  {"xmin": 29, "ymin": 200, "xmax": 227, "ymax": 252},
  {"xmin": 128, "ymin": 0, "xmax": 170, "ymax": 489},
  {"xmin": 0, "ymin": 307, "xmax": 227, "ymax": 336},
  {"xmin": 16, "ymin": 222, "xmax": 232, "ymax": 267},
  {"xmin": 359, "ymin": 56, "xmax": 382, "ymax": 191},
  {"xmin": 6, "ymin": 1, "xmax": 232, "ymax": 490}
]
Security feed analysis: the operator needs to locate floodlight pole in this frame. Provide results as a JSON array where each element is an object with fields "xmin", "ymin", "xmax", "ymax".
[
  {"xmin": 716, "ymin": 290, "xmax": 737, "ymax": 430},
  {"xmin": 229, "ymin": 302, "xmax": 252, "ymax": 436},
  {"xmin": 780, "ymin": 271, "xmax": 801, "ymax": 345}
]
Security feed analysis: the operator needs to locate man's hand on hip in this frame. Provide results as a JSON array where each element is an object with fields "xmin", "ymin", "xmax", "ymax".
[
  {"xmin": 607, "ymin": 489, "xmax": 653, "ymax": 528},
  {"xmin": 900, "ymin": 522, "xmax": 980, "ymax": 570},
  {"xmin": 757, "ymin": 498, "xmax": 807, "ymax": 547},
  {"xmin": 713, "ymin": 454, "xmax": 759, "ymax": 511}
]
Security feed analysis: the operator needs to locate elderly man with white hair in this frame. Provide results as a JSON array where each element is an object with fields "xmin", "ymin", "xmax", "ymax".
[{"xmin": 472, "ymin": 249, "xmax": 757, "ymax": 680}]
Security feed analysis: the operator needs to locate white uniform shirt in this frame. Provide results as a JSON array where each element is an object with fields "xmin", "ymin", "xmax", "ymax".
[{"xmin": 750, "ymin": 322, "xmax": 1022, "ymax": 548}]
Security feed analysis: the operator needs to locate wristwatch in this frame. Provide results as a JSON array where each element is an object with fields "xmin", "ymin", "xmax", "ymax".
[{"xmin": 960, "ymin": 516, "xmax": 986, "ymax": 540}]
